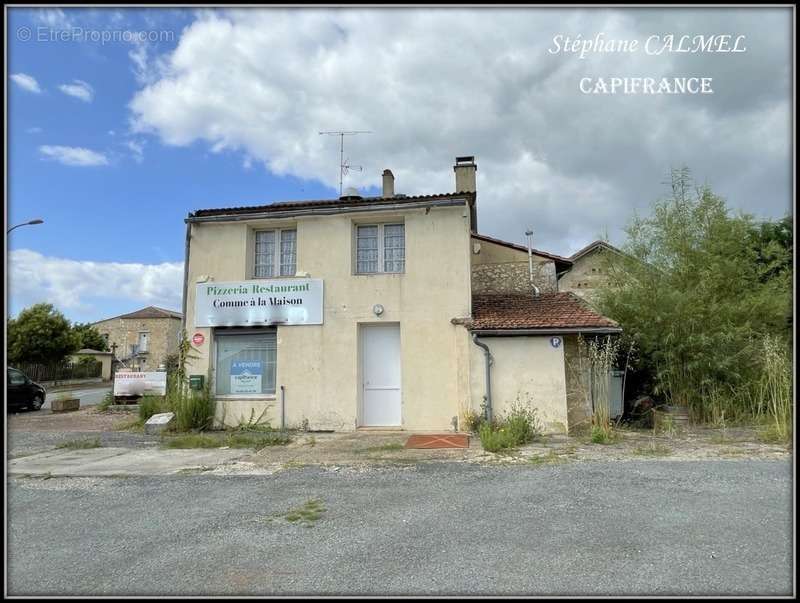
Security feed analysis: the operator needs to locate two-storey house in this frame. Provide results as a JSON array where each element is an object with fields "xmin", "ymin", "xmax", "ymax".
[{"xmin": 183, "ymin": 156, "xmax": 620, "ymax": 434}]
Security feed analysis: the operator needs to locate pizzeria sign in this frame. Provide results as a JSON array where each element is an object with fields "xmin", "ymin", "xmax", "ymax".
[{"xmin": 195, "ymin": 278, "xmax": 323, "ymax": 327}]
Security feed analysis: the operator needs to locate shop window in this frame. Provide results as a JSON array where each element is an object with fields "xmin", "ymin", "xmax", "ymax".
[
  {"xmin": 215, "ymin": 331, "xmax": 277, "ymax": 396},
  {"xmin": 356, "ymin": 223, "xmax": 405, "ymax": 274},
  {"xmin": 254, "ymin": 229, "xmax": 296, "ymax": 278}
]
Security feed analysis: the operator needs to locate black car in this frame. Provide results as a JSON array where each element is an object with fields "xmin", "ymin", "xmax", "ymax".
[{"xmin": 7, "ymin": 367, "xmax": 47, "ymax": 412}]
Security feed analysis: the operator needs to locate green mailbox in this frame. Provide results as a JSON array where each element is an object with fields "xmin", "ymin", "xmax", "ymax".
[{"xmin": 189, "ymin": 375, "xmax": 205, "ymax": 391}]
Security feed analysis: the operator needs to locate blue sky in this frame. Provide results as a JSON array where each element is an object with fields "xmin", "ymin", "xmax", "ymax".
[{"xmin": 6, "ymin": 7, "xmax": 793, "ymax": 324}]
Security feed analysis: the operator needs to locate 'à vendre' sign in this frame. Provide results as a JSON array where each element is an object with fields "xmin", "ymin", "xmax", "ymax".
[{"xmin": 194, "ymin": 279, "xmax": 323, "ymax": 327}]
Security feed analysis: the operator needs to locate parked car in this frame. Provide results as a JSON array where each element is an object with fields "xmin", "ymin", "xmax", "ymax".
[{"xmin": 7, "ymin": 367, "xmax": 47, "ymax": 412}]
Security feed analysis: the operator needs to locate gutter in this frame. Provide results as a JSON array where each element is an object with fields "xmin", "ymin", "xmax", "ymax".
[
  {"xmin": 185, "ymin": 198, "xmax": 469, "ymax": 224},
  {"xmin": 471, "ymin": 333, "xmax": 493, "ymax": 423},
  {"xmin": 472, "ymin": 326, "xmax": 622, "ymax": 336}
]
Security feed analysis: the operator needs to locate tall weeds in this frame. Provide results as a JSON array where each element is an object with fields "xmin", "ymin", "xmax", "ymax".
[
  {"xmin": 573, "ymin": 335, "xmax": 621, "ymax": 443},
  {"xmin": 757, "ymin": 335, "xmax": 792, "ymax": 441}
]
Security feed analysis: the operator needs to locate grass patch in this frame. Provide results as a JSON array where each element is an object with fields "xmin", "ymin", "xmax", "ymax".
[
  {"xmin": 56, "ymin": 437, "xmax": 102, "ymax": 450},
  {"xmin": 357, "ymin": 442, "xmax": 405, "ymax": 454},
  {"xmin": 97, "ymin": 391, "xmax": 114, "ymax": 412},
  {"xmin": 282, "ymin": 498, "xmax": 326, "ymax": 527},
  {"xmin": 718, "ymin": 447, "xmax": 753, "ymax": 457},
  {"xmin": 162, "ymin": 430, "xmax": 292, "ymax": 450},
  {"xmin": 757, "ymin": 424, "xmax": 792, "ymax": 446},
  {"xmin": 632, "ymin": 442, "xmax": 673, "ymax": 457},
  {"xmin": 589, "ymin": 425, "xmax": 621, "ymax": 444},
  {"xmin": 528, "ymin": 450, "xmax": 570, "ymax": 466},
  {"xmin": 281, "ymin": 460, "xmax": 308, "ymax": 470},
  {"xmin": 112, "ymin": 417, "xmax": 145, "ymax": 432},
  {"xmin": 479, "ymin": 402, "xmax": 541, "ymax": 453},
  {"xmin": 139, "ymin": 395, "xmax": 169, "ymax": 423}
]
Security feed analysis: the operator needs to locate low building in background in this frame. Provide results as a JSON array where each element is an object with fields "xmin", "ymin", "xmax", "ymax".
[
  {"xmin": 70, "ymin": 348, "xmax": 114, "ymax": 381},
  {"xmin": 93, "ymin": 306, "xmax": 182, "ymax": 372}
]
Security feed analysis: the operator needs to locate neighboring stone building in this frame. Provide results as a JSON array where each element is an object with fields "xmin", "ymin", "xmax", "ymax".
[
  {"xmin": 470, "ymin": 232, "xmax": 573, "ymax": 295},
  {"xmin": 93, "ymin": 306, "xmax": 182, "ymax": 372},
  {"xmin": 558, "ymin": 240, "xmax": 625, "ymax": 304}
]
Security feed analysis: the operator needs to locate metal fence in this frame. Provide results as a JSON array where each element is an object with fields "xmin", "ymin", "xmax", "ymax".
[{"xmin": 14, "ymin": 360, "xmax": 102, "ymax": 383}]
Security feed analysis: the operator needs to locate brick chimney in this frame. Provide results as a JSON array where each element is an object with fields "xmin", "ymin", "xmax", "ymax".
[
  {"xmin": 454, "ymin": 156, "xmax": 476, "ymax": 193},
  {"xmin": 382, "ymin": 169, "xmax": 395, "ymax": 197}
]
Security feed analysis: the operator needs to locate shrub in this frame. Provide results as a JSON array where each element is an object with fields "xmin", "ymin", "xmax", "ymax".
[
  {"xmin": 478, "ymin": 400, "xmax": 541, "ymax": 453},
  {"xmin": 170, "ymin": 382, "xmax": 216, "ymax": 432},
  {"xmin": 97, "ymin": 390, "xmax": 114, "ymax": 412},
  {"xmin": 462, "ymin": 408, "xmax": 485, "ymax": 433},
  {"xmin": 138, "ymin": 395, "xmax": 167, "ymax": 423}
]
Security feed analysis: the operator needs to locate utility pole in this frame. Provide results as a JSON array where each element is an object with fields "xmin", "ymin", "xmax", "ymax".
[{"xmin": 318, "ymin": 131, "xmax": 371, "ymax": 196}]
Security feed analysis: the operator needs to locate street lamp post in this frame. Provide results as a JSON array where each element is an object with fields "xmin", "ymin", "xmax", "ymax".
[{"xmin": 7, "ymin": 219, "xmax": 44, "ymax": 234}]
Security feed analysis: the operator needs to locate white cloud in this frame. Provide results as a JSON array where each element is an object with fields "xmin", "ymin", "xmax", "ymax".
[
  {"xmin": 129, "ymin": 9, "xmax": 792, "ymax": 255},
  {"xmin": 125, "ymin": 139, "xmax": 146, "ymax": 162},
  {"xmin": 39, "ymin": 145, "xmax": 109, "ymax": 167},
  {"xmin": 33, "ymin": 8, "xmax": 73, "ymax": 29},
  {"xmin": 10, "ymin": 73, "xmax": 42, "ymax": 94},
  {"xmin": 8, "ymin": 249, "xmax": 184, "ymax": 314},
  {"xmin": 59, "ymin": 79, "xmax": 94, "ymax": 102}
]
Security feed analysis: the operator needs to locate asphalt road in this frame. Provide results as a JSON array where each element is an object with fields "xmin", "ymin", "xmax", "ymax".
[
  {"xmin": 42, "ymin": 386, "xmax": 111, "ymax": 410},
  {"xmin": 6, "ymin": 459, "xmax": 792, "ymax": 596}
]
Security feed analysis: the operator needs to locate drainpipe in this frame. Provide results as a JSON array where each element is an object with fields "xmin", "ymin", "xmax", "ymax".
[
  {"xmin": 280, "ymin": 385, "xmax": 286, "ymax": 430},
  {"xmin": 525, "ymin": 229, "xmax": 541, "ymax": 298},
  {"xmin": 181, "ymin": 219, "xmax": 192, "ymax": 333},
  {"xmin": 471, "ymin": 333, "xmax": 493, "ymax": 423}
]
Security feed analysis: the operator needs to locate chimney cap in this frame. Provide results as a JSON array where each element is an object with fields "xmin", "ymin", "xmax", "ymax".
[
  {"xmin": 455, "ymin": 155, "xmax": 475, "ymax": 164},
  {"xmin": 382, "ymin": 168, "xmax": 394, "ymax": 176}
]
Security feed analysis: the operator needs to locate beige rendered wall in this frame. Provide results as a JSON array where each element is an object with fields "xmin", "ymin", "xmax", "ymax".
[
  {"xmin": 94, "ymin": 317, "xmax": 181, "ymax": 371},
  {"xmin": 469, "ymin": 336, "xmax": 569, "ymax": 434},
  {"xmin": 185, "ymin": 205, "xmax": 474, "ymax": 431},
  {"xmin": 71, "ymin": 353, "xmax": 113, "ymax": 380}
]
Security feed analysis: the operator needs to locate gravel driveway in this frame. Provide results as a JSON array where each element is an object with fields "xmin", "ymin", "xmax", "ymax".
[{"xmin": 7, "ymin": 459, "xmax": 792, "ymax": 596}]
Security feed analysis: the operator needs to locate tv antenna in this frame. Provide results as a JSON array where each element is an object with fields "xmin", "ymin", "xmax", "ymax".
[{"xmin": 319, "ymin": 130, "xmax": 372, "ymax": 196}]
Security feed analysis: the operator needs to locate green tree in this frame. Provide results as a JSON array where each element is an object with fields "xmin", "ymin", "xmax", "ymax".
[
  {"xmin": 7, "ymin": 303, "xmax": 81, "ymax": 365},
  {"xmin": 598, "ymin": 168, "xmax": 791, "ymax": 418},
  {"xmin": 72, "ymin": 322, "xmax": 109, "ymax": 351}
]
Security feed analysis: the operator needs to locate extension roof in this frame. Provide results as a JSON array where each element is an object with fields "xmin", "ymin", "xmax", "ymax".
[{"xmin": 470, "ymin": 292, "xmax": 621, "ymax": 333}]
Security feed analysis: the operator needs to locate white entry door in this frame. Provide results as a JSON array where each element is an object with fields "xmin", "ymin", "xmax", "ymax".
[{"xmin": 361, "ymin": 324, "xmax": 402, "ymax": 426}]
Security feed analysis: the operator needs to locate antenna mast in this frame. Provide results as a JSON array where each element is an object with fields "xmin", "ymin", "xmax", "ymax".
[{"xmin": 319, "ymin": 130, "xmax": 372, "ymax": 196}]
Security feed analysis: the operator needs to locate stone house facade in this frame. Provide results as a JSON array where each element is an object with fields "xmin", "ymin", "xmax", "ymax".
[
  {"xmin": 557, "ymin": 240, "xmax": 623, "ymax": 305},
  {"xmin": 93, "ymin": 306, "xmax": 183, "ymax": 372}
]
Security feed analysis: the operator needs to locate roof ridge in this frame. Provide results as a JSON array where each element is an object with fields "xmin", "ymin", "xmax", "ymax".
[{"xmin": 471, "ymin": 232, "xmax": 573, "ymax": 264}]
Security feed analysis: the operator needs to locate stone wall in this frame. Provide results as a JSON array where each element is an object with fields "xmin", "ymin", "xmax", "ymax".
[
  {"xmin": 564, "ymin": 335, "xmax": 592, "ymax": 434},
  {"xmin": 471, "ymin": 261, "xmax": 557, "ymax": 295},
  {"xmin": 558, "ymin": 249, "xmax": 611, "ymax": 304}
]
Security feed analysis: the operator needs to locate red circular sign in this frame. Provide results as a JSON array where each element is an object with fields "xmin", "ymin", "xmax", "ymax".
[{"xmin": 192, "ymin": 333, "xmax": 205, "ymax": 345}]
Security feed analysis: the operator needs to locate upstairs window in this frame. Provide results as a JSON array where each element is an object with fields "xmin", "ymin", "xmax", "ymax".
[
  {"xmin": 255, "ymin": 229, "xmax": 296, "ymax": 278},
  {"xmin": 356, "ymin": 223, "xmax": 405, "ymax": 274}
]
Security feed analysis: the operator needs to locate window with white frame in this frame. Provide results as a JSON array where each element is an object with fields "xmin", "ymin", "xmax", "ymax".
[
  {"xmin": 215, "ymin": 330, "xmax": 277, "ymax": 396},
  {"xmin": 254, "ymin": 229, "xmax": 296, "ymax": 278},
  {"xmin": 356, "ymin": 223, "xmax": 405, "ymax": 274}
]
